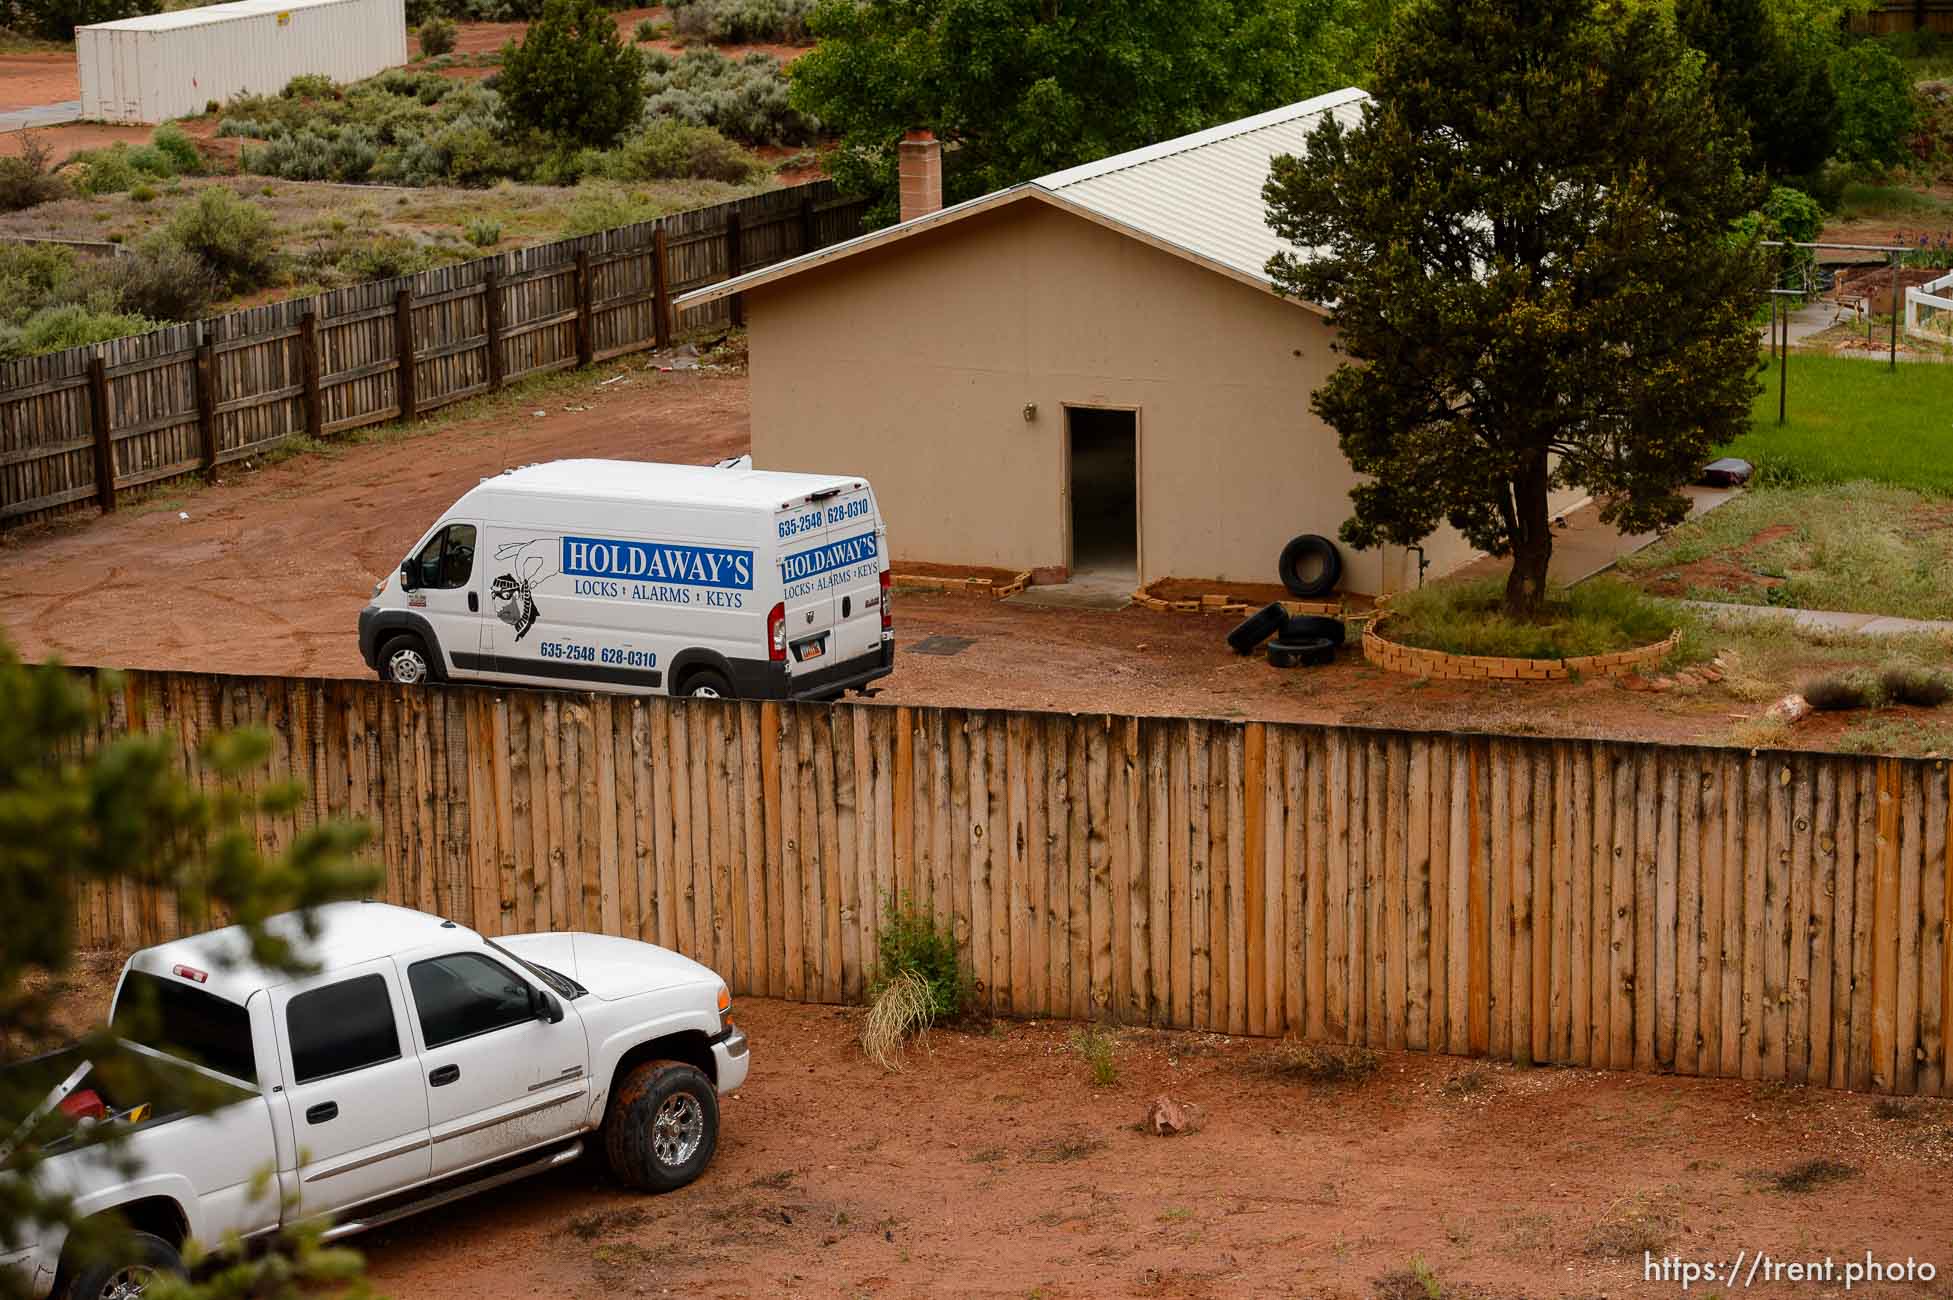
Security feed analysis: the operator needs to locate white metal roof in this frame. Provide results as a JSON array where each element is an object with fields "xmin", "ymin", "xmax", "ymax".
[
  {"xmin": 80, "ymin": 0, "xmax": 358, "ymax": 31},
  {"xmin": 679, "ymin": 87, "xmax": 1369, "ymax": 311},
  {"xmin": 129, "ymin": 902, "xmax": 471, "ymax": 1003},
  {"xmin": 468, "ymin": 458, "xmax": 863, "ymax": 510}
]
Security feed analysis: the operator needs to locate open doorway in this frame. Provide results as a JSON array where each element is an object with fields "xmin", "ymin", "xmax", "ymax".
[{"xmin": 1066, "ymin": 406, "xmax": 1138, "ymax": 583}]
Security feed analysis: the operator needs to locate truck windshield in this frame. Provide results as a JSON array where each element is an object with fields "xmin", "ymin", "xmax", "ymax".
[
  {"xmin": 485, "ymin": 941, "xmax": 587, "ymax": 1001},
  {"xmin": 113, "ymin": 971, "xmax": 257, "ymax": 1086}
]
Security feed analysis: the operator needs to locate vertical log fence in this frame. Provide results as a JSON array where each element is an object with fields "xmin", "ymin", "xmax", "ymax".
[{"xmin": 65, "ymin": 669, "xmax": 1953, "ymax": 1099}]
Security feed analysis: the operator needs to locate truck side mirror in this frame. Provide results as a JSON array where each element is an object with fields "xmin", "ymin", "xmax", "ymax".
[
  {"xmin": 399, "ymin": 561, "xmax": 419, "ymax": 593},
  {"xmin": 532, "ymin": 987, "xmax": 563, "ymax": 1024}
]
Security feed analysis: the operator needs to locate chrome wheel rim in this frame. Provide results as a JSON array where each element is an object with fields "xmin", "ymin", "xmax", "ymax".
[
  {"xmin": 388, "ymin": 648, "xmax": 428, "ymax": 684},
  {"xmin": 652, "ymin": 1092, "xmax": 704, "ymax": 1167},
  {"xmin": 689, "ymin": 684, "xmax": 721, "ymax": 699},
  {"xmin": 101, "ymin": 1264, "xmax": 157, "ymax": 1300}
]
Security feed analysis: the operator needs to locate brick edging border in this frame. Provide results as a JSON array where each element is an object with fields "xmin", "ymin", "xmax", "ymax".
[
  {"xmin": 891, "ymin": 570, "xmax": 1031, "ymax": 599},
  {"xmin": 1362, "ymin": 617, "xmax": 1682, "ymax": 682}
]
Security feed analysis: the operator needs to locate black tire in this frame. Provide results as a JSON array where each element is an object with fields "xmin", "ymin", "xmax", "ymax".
[
  {"xmin": 63, "ymin": 1229, "xmax": 183, "ymax": 1300},
  {"xmin": 1278, "ymin": 534, "xmax": 1342, "ymax": 598},
  {"xmin": 1225, "ymin": 602, "xmax": 1288, "ymax": 655},
  {"xmin": 604, "ymin": 1061, "xmax": 719, "ymax": 1192},
  {"xmin": 378, "ymin": 633, "xmax": 439, "ymax": 686},
  {"xmin": 1266, "ymin": 637, "xmax": 1337, "ymax": 669},
  {"xmin": 1283, "ymin": 614, "xmax": 1346, "ymax": 646},
  {"xmin": 678, "ymin": 668, "xmax": 734, "ymax": 700}
]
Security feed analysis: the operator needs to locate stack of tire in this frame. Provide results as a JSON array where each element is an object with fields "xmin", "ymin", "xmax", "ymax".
[
  {"xmin": 1229, "ymin": 534, "xmax": 1346, "ymax": 667},
  {"xmin": 1228, "ymin": 602, "xmax": 1344, "ymax": 667}
]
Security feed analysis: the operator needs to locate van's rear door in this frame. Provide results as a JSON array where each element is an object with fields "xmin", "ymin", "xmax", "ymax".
[
  {"xmin": 773, "ymin": 480, "xmax": 881, "ymax": 679},
  {"xmin": 774, "ymin": 493, "xmax": 839, "ymax": 672},
  {"xmin": 821, "ymin": 483, "xmax": 886, "ymax": 666}
]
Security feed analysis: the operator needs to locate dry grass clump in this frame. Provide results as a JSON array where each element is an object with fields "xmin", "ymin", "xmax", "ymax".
[
  {"xmin": 1766, "ymin": 1157, "xmax": 1856, "ymax": 1194},
  {"xmin": 1068, "ymin": 1024, "xmax": 1120, "ymax": 1087},
  {"xmin": 1583, "ymin": 1190, "xmax": 1680, "ymax": 1258},
  {"xmin": 860, "ymin": 968, "xmax": 935, "ymax": 1072},
  {"xmin": 1256, "ymin": 1040, "xmax": 1381, "ymax": 1084},
  {"xmin": 1881, "ymin": 662, "xmax": 1952, "ymax": 707},
  {"xmin": 1801, "ymin": 669, "xmax": 1880, "ymax": 711}
]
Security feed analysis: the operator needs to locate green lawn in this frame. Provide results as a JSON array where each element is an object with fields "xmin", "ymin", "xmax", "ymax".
[
  {"xmin": 1619, "ymin": 482, "xmax": 1953, "ymax": 621},
  {"xmin": 1727, "ymin": 353, "xmax": 1953, "ymax": 494}
]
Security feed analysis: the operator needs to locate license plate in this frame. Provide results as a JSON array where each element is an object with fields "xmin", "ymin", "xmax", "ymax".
[{"xmin": 796, "ymin": 640, "xmax": 825, "ymax": 661}]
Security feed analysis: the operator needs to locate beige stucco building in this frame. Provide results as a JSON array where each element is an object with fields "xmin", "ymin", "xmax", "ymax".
[{"xmin": 685, "ymin": 91, "xmax": 1551, "ymax": 598}]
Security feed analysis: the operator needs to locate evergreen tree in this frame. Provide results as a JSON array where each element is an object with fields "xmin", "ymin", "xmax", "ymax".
[
  {"xmin": 1265, "ymin": 0, "xmax": 1766, "ymax": 617},
  {"xmin": 0, "ymin": 642, "xmax": 375, "ymax": 1299},
  {"xmin": 498, "ymin": 0, "xmax": 646, "ymax": 147},
  {"xmin": 1677, "ymin": 0, "xmax": 1839, "ymax": 179}
]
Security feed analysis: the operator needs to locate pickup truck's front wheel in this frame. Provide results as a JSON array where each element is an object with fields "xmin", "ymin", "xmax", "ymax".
[
  {"xmin": 63, "ymin": 1230, "xmax": 182, "ymax": 1300},
  {"xmin": 605, "ymin": 1061, "xmax": 718, "ymax": 1192}
]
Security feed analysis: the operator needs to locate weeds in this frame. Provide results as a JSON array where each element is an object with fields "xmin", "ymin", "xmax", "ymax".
[
  {"xmin": 1583, "ymin": 1191, "xmax": 1679, "ymax": 1258},
  {"xmin": 0, "ymin": 130, "xmax": 65, "ymax": 212},
  {"xmin": 1372, "ymin": 1256, "xmax": 1445, "ymax": 1300},
  {"xmin": 1025, "ymin": 1131, "xmax": 1107, "ymax": 1163},
  {"xmin": 1880, "ymin": 662, "xmax": 1952, "ymax": 708},
  {"xmin": 1068, "ymin": 1025, "xmax": 1119, "ymax": 1087},
  {"xmin": 1255, "ymin": 1040, "xmax": 1380, "ymax": 1084},
  {"xmin": 1802, "ymin": 669, "xmax": 1879, "ymax": 711},
  {"xmin": 1440, "ymin": 1067, "xmax": 1491, "ymax": 1097},
  {"xmin": 872, "ymin": 893, "xmax": 970, "ymax": 1022},
  {"xmin": 1872, "ymin": 1098, "xmax": 1921, "ymax": 1121},
  {"xmin": 1767, "ymin": 1158, "xmax": 1856, "ymax": 1193},
  {"xmin": 1836, "ymin": 717, "xmax": 1953, "ymax": 757}
]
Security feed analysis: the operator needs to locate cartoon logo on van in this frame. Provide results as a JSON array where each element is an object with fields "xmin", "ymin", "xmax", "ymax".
[{"xmin": 491, "ymin": 539, "xmax": 556, "ymax": 641}]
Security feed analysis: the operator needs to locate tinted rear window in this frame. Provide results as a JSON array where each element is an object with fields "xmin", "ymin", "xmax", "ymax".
[
  {"xmin": 286, "ymin": 974, "xmax": 401, "ymax": 1085},
  {"xmin": 114, "ymin": 970, "xmax": 257, "ymax": 1085}
]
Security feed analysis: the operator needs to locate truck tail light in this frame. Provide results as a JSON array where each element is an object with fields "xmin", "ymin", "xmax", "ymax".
[
  {"xmin": 172, "ymin": 963, "xmax": 208, "ymax": 984},
  {"xmin": 767, "ymin": 602, "xmax": 786, "ymax": 662},
  {"xmin": 879, "ymin": 570, "xmax": 892, "ymax": 631}
]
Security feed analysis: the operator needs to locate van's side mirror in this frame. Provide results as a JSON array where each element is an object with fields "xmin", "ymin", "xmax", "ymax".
[
  {"xmin": 531, "ymin": 987, "xmax": 563, "ymax": 1024},
  {"xmin": 399, "ymin": 561, "xmax": 418, "ymax": 593}
]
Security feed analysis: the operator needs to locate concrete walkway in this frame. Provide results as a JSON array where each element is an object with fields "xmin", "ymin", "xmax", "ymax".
[
  {"xmin": 1003, "ymin": 566, "xmax": 1134, "ymax": 612},
  {"xmin": 1681, "ymin": 600, "xmax": 1953, "ymax": 639},
  {"xmin": 1454, "ymin": 483, "xmax": 1739, "ymax": 587},
  {"xmin": 0, "ymin": 101, "xmax": 81, "ymax": 132}
]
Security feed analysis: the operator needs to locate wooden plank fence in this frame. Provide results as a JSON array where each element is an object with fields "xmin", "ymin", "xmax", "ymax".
[
  {"xmin": 69, "ymin": 669, "xmax": 1953, "ymax": 1098},
  {"xmin": 0, "ymin": 181, "xmax": 867, "ymax": 529}
]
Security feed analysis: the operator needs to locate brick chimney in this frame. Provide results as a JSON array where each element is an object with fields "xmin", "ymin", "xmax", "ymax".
[{"xmin": 897, "ymin": 129, "xmax": 943, "ymax": 222}]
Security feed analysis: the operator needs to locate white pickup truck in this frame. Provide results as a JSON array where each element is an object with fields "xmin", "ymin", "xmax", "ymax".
[{"xmin": 2, "ymin": 902, "xmax": 750, "ymax": 1300}]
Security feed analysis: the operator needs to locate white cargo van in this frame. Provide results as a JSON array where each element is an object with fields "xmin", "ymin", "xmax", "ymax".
[{"xmin": 357, "ymin": 458, "xmax": 894, "ymax": 700}]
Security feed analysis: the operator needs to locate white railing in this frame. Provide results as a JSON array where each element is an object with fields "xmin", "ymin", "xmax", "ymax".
[{"xmin": 1904, "ymin": 269, "xmax": 1953, "ymax": 339}]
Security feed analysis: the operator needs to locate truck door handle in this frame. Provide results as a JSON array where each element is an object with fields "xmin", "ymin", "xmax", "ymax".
[
  {"xmin": 842, "ymin": 596, "xmax": 851, "ymax": 618},
  {"xmin": 468, "ymin": 592, "xmax": 479, "ymax": 612},
  {"xmin": 305, "ymin": 1102, "xmax": 338, "ymax": 1125},
  {"xmin": 429, "ymin": 1064, "xmax": 460, "ymax": 1087}
]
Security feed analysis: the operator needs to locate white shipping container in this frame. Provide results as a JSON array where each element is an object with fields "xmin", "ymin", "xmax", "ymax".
[{"xmin": 77, "ymin": 0, "xmax": 408, "ymax": 125}]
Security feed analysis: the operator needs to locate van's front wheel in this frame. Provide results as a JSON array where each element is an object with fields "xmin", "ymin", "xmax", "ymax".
[
  {"xmin": 379, "ymin": 634, "xmax": 436, "ymax": 686},
  {"xmin": 678, "ymin": 669, "xmax": 732, "ymax": 699}
]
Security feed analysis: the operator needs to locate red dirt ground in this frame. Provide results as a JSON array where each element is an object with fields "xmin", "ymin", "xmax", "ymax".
[
  {"xmin": 40, "ymin": 961, "xmax": 1953, "ymax": 1299},
  {"xmin": 0, "ymin": 50, "xmax": 76, "ymax": 111},
  {"xmin": 0, "ymin": 362, "xmax": 1818, "ymax": 749}
]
